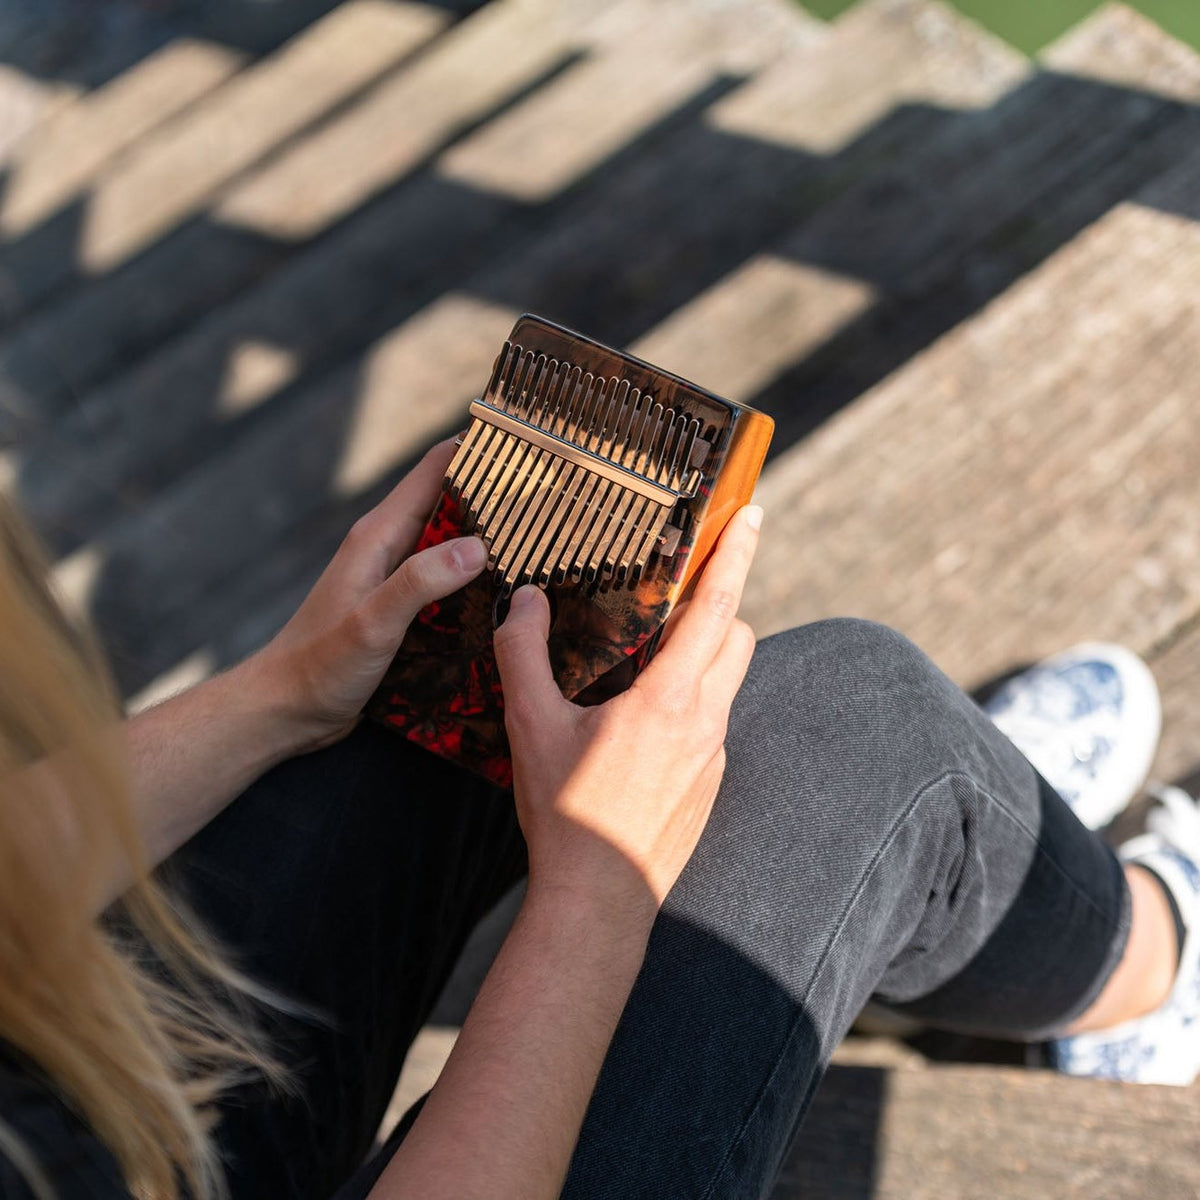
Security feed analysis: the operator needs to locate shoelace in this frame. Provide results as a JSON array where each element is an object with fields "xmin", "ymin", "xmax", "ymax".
[{"xmin": 1144, "ymin": 784, "xmax": 1200, "ymax": 863}]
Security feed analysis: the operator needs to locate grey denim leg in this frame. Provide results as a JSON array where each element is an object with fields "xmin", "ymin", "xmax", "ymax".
[{"xmin": 561, "ymin": 618, "xmax": 1129, "ymax": 1200}]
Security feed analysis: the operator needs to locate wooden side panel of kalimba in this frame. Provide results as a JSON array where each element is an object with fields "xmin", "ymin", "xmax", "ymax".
[{"xmin": 674, "ymin": 408, "xmax": 775, "ymax": 600}]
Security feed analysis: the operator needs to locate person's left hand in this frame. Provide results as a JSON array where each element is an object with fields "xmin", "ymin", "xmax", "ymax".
[{"xmin": 245, "ymin": 439, "xmax": 486, "ymax": 754}]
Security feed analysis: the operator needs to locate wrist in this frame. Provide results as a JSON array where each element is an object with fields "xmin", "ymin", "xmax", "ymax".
[
  {"xmin": 524, "ymin": 861, "xmax": 659, "ymax": 941},
  {"xmin": 225, "ymin": 651, "xmax": 326, "ymax": 762}
]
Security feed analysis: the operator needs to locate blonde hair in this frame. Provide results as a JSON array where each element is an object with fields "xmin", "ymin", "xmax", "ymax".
[{"xmin": 0, "ymin": 499, "xmax": 279, "ymax": 1199}]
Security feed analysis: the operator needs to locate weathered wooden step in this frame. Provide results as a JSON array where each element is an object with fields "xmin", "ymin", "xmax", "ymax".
[
  {"xmin": 742, "ymin": 135, "xmax": 1200, "ymax": 692},
  {"xmin": 780, "ymin": 1060, "xmax": 1200, "ymax": 1199},
  {"xmin": 61, "ymin": 0, "xmax": 1025, "ymax": 692},
  {"xmin": 0, "ymin": 0, "xmax": 449, "ymax": 336},
  {"xmin": 642, "ymin": 2, "xmax": 1200, "ymax": 444},
  {"xmin": 11, "ymin": 0, "xmax": 814, "ymax": 561},
  {"xmin": 381, "ymin": 1024, "xmax": 1200, "ymax": 1199},
  {"xmin": 0, "ymin": 38, "xmax": 248, "ymax": 241},
  {"xmin": 0, "ymin": 0, "xmax": 576, "ymax": 446}
]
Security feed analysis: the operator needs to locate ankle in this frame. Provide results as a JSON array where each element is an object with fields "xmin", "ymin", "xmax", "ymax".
[{"xmin": 1065, "ymin": 865, "xmax": 1177, "ymax": 1034}]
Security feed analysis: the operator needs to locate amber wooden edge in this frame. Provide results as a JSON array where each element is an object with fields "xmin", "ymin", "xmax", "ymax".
[{"xmin": 675, "ymin": 411, "xmax": 775, "ymax": 602}]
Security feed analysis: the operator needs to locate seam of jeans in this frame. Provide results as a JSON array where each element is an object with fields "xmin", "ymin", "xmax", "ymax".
[{"xmin": 697, "ymin": 766, "xmax": 1117, "ymax": 1198}]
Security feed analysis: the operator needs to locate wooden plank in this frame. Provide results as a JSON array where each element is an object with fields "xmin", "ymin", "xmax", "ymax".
[
  {"xmin": 0, "ymin": 0, "xmax": 579, "ymax": 438},
  {"xmin": 1041, "ymin": 1, "xmax": 1200, "ymax": 102},
  {"xmin": 631, "ymin": 255, "xmax": 877, "ymax": 404},
  {"xmin": 710, "ymin": 0, "xmax": 1028, "ymax": 155},
  {"xmin": 376, "ymin": 1024, "xmax": 1200, "ymax": 1199},
  {"xmin": 742, "ymin": 149, "xmax": 1200, "ymax": 691},
  {"xmin": 63, "ymin": 0, "xmax": 1030, "ymax": 690},
  {"xmin": 611, "ymin": 4, "xmax": 1200, "ymax": 422},
  {"xmin": 6, "ymin": 0, "xmax": 806, "ymax": 553},
  {"xmin": 779, "ymin": 1064, "xmax": 1200, "ymax": 1199},
  {"xmin": 0, "ymin": 38, "xmax": 248, "ymax": 238},
  {"xmin": 0, "ymin": 66, "xmax": 75, "ymax": 168},
  {"xmin": 0, "ymin": 1, "xmax": 449, "ymax": 333},
  {"xmin": 11, "ymin": 173, "xmax": 520, "ymax": 552},
  {"xmin": 78, "ymin": 0, "xmax": 449, "ymax": 272},
  {"xmin": 437, "ymin": 0, "xmax": 824, "ymax": 203},
  {"xmin": 215, "ymin": 0, "xmax": 574, "ymax": 240},
  {"xmin": 81, "ymin": 293, "xmax": 519, "ymax": 690},
  {"xmin": 1144, "ymin": 619, "xmax": 1200, "ymax": 787}
]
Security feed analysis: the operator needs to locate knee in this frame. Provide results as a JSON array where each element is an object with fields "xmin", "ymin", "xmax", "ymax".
[
  {"xmin": 738, "ymin": 617, "xmax": 940, "ymax": 727},
  {"xmin": 723, "ymin": 618, "xmax": 970, "ymax": 802}
]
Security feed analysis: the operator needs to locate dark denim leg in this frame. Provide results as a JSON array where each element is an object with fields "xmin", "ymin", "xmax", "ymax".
[
  {"xmin": 560, "ymin": 619, "xmax": 1130, "ymax": 1200},
  {"xmin": 161, "ymin": 720, "xmax": 524, "ymax": 1200}
]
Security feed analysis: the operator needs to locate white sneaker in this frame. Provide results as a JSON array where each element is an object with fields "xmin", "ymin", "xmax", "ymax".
[
  {"xmin": 1048, "ymin": 785, "xmax": 1200, "ymax": 1086},
  {"xmin": 983, "ymin": 643, "xmax": 1161, "ymax": 830}
]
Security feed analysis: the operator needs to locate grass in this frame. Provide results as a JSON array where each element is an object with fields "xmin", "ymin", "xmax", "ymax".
[{"xmin": 797, "ymin": 0, "xmax": 1200, "ymax": 55}]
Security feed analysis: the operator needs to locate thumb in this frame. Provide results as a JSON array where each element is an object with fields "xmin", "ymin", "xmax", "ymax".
[
  {"xmin": 365, "ymin": 536, "xmax": 487, "ymax": 646},
  {"xmin": 493, "ymin": 586, "xmax": 561, "ymax": 727}
]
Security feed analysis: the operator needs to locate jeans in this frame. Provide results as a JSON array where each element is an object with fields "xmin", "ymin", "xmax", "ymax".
[{"xmin": 172, "ymin": 619, "xmax": 1129, "ymax": 1200}]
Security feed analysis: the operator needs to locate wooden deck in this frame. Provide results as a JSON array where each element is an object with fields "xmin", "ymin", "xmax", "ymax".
[{"xmin": 2, "ymin": 0, "xmax": 1200, "ymax": 1193}]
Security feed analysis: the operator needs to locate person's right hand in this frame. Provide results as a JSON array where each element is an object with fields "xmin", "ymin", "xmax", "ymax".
[{"xmin": 492, "ymin": 506, "xmax": 762, "ymax": 915}]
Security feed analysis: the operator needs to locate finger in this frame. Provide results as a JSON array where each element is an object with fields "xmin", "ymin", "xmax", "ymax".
[
  {"xmin": 358, "ymin": 535, "xmax": 486, "ymax": 650},
  {"xmin": 646, "ymin": 505, "xmax": 762, "ymax": 683},
  {"xmin": 340, "ymin": 439, "xmax": 459, "ymax": 578},
  {"xmin": 703, "ymin": 619, "xmax": 757, "ymax": 711},
  {"xmin": 492, "ymin": 586, "xmax": 565, "ymax": 731}
]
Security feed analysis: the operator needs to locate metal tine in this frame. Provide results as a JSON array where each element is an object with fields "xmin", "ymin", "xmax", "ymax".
[
  {"xmin": 648, "ymin": 408, "xmax": 677, "ymax": 485},
  {"xmin": 506, "ymin": 458, "xmax": 572, "ymax": 589},
  {"xmin": 497, "ymin": 455, "xmax": 566, "ymax": 587},
  {"xmin": 570, "ymin": 481, "xmax": 621, "ymax": 585},
  {"xmin": 511, "ymin": 348, "xmax": 540, "ymax": 418},
  {"xmin": 543, "ymin": 357, "xmax": 577, "ymax": 438},
  {"xmin": 610, "ymin": 411, "xmax": 679, "ymax": 575},
  {"xmin": 544, "ymin": 389, "xmax": 619, "ymax": 585},
  {"xmin": 494, "ymin": 372, "xmax": 604, "ymax": 573},
  {"xmin": 467, "ymin": 429, "xmax": 522, "ymax": 533},
  {"xmin": 546, "ymin": 448, "xmax": 608, "ymax": 586},
  {"xmin": 619, "ymin": 412, "xmax": 685, "ymax": 580},
  {"xmin": 467, "ymin": 346, "xmax": 538, "ymax": 516},
  {"xmin": 582, "ymin": 389, "xmax": 645, "ymax": 582},
  {"xmin": 534, "ymin": 467, "xmax": 585, "ymax": 586},
  {"xmin": 669, "ymin": 416, "xmax": 699, "ymax": 490},
  {"xmin": 521, "ymin": 459, "xmax": 579, "ymax": 588},
  {"xmin": 557, "ymin": 363, "xmax": 591, "ymax": 446},
  {"xmin": 571, "ymin": 382, "xmax": 637, "ymax": 583},
  {"xmin": 492, "ymin": 372, "xmax": 602, "ymax": 572},
  {"xmin": 526, "ymin": 354, "xmax": 562, "ymax": 429},
  {"xmin": 671, "ymin": 418, "xmax": 701, "ymax": 490},
  {"xmin": 597, "ymin": 389, "xmax": 652, "ymax": 571},
  {"xmin": 620, "ymin": 388, "xmax": 655, "ymax": 469},
  {"xmin": 472, "ymin": 355, "xmax": 552, "ymax": 530},
  {"xmin": 484, "ymin": 370, "xmax": 574, "ymax": 569},
  {"xmin": 482, "ymin": 339, "xmax": 516, "ymax": 406},
  {"xmin": 451, "ymin": 420, "xmax": 502, "ymax": 507},
  {"xmin": 523, "ymin": 455, "xmax": 588, "ymax": 588},
  {"xmin": 614, "ymin": 402, "xmax": 668, "ymax": 580},
  {"xmin": 499, "ymin": 344, "xmax": 532, "ymax": 414},
  {"xmin": 631, "ymin": 414, "xmax": 699, "ymax": 577},
  {"xmin": 658, "ymin": 412, "xmax": 688, "ymax": 486},
  {"xmin": 497, "ymin": 368, "xmax": 580, "ymax": 581},
  {"xmin": 455, "ymin": 344, "xmax": 527, "ymax": 502},
  {"xmin": 603, "ymin": 396, "xmax": 658, "ymax": 578},
  {"xmin": 518, "ymin": 351, "xmax": 550, "ymax": 420},
  {"xmin": 446, "ymin": 424, "xmax": 484, "ymax": 497},
  {"xmin": 558, "ymin": 376, "xmax": 630, "ymax": 582},
  {"xmin": 476, "ymin": 354, "xmax": 557, "ymax": 535}
]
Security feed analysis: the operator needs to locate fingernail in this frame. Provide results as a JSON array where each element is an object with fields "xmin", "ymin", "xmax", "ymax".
[
  {"xmin": 510, "ymin": 584, "xmax": 542, "ymax": 613},
  {"xmin": 744, "ymin": 505, "xmax": 763, "ymax": 531},
  {"xmin": 452, "ymin": 537, "xmax": 487, "ymax": 572}
]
